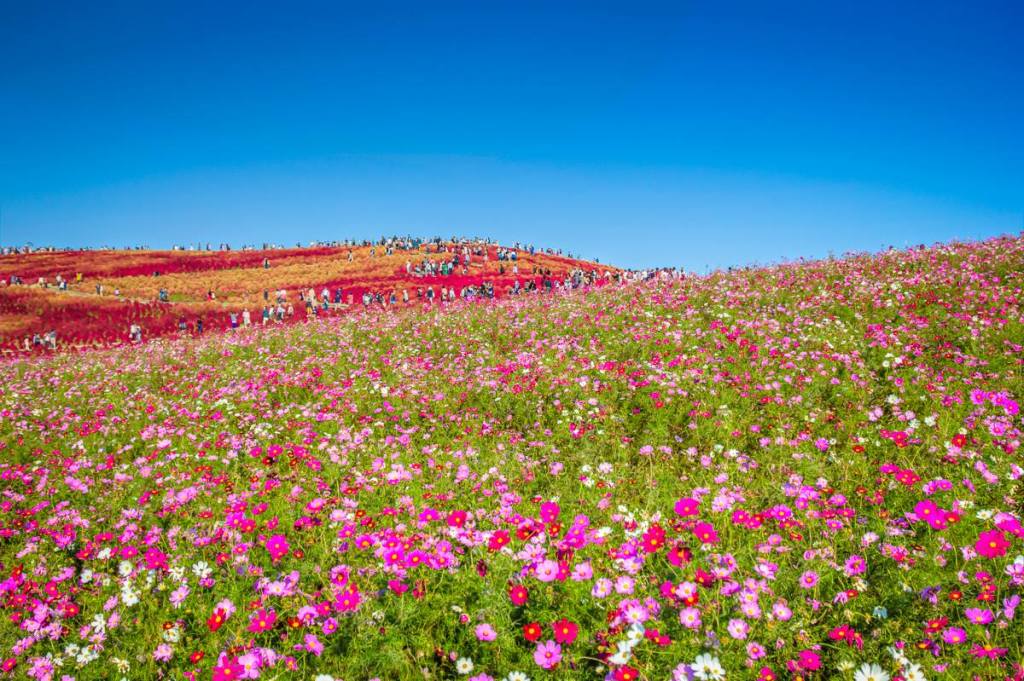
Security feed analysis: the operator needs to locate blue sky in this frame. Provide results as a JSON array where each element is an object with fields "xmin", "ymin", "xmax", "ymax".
[{"xmin": 1, "ymin": 1, "xmax": 1021, "ymax": 269}]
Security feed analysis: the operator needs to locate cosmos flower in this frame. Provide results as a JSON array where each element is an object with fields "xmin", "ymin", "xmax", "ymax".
[
  {"xmin": 533, "ymin": 640, "xmax": 562, "ymax": 669},
  {"xmin": 475, "ymin": 623, "xmax": 497, "ymax": 642},
  {"xmin": 853, "ymin": 663, "xmax": 889, "ymax": 681},
  {"xmin": 975, "ymin": 530, "xmax": 1010, "ymax": 559}
]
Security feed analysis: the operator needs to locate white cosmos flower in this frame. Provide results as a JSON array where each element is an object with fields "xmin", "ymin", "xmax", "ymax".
[
  {"xmin": 903, "ymin": 664, "xmax": 926, "ymax": 681},
  {"xmin": 608, "ymin": 641, "xmax": 633, "ymax": 665},
  {"xmin": 693, "ymin": 653, "xmax": 725, "ymax": 681},
  {"xmin": 854, "ymin": 663, "xmax": 890, "ymax": 681}
]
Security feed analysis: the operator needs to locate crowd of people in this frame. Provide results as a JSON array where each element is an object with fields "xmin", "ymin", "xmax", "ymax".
[
  {"xmin": 3, "ymin": 234, "xmax": 590, "ymax": 258},
  {"xmin": 1, "ymin": 237, "xmax": 623, "ymax": 352},
  {"xmin": 23, "ymin": 330, "xmax": 59, "ymax": 351}
]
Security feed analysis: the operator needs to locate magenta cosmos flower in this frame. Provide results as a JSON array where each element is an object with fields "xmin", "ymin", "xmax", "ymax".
[
  {"xmin": 674, "ymin": 497, "xmax": 700, "ymax": 517},
  {"xmin": 265, "ymin": 534, "xmax": 290, "ymax": 562},
  {"xmin": 942, "ymin": 627, "xmax": 967, "ymax": 644},
  {"xmin": 975, "ymin": 530, "xmax": 1010, "ymax": 558},
  {"xmin": 692, "ymin": 521, "xmax": 718, "ymax": 544}
]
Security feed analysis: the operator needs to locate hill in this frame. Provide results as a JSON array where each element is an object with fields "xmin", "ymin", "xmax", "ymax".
[
  {"xmin": 0, "ymin": 239, "xmax": 610, "ymax": 354},
  {"xmin": 0, "ymin": 234, "xmax": 1022, "ymax": 680}
]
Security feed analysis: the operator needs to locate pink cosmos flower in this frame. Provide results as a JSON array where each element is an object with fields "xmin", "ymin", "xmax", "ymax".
[
  {"xmin": 679, "ymin": 607, "xmax": 701, "ymax": 629},
  {"xmin": 535, "ymin": 559, "xmax": 559, "ymax": 582},
  {"xmin": 727, "ymin": 618, "xmax": 749, "ymax": 639},
  {"xmin": 533, "ymin": 640, "xmax": 562, "ymax": 669},
  {"xmin": 965, "ymin": 607, "xmax": 994, "ymax": 625},
  {"xmin": 299, "ymin": 633, "xmax": 323, "ymax": 657}
]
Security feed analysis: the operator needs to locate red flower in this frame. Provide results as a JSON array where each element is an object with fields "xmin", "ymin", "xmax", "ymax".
[
  {"xmin": 640, "ymin": 525, "xmax": 666, "ymax": 553},
  {"xmin": 488, "ymin": 530, "xmax": 510, "ymax": 551},
  {"xmin": 207, "ymin": 608, "xmax": 227, "ymax": 632},
  {"xmin": 552, "ymin": 618, "xmax": 578, "ymax": 645},
  {"xmin": 523, "ymin": 622, "xmax": 543, "ymax": 641}
]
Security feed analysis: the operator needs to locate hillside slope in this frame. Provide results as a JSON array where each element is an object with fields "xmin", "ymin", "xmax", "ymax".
[
  {"xmin": 0, "ymin": 235, "xmax": 1022, "ymax": 680},
  {"xmin": 0, "ymin": 240, "xmax": 610, "ymax": 354}
]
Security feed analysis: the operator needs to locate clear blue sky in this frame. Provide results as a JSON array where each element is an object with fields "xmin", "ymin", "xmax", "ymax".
[{"xmin": 1, "ymin": 1, "xmax": 1021, "ymax": 269}]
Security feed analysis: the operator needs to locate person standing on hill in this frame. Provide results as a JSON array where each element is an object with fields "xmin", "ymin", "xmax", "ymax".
[{"xmin": 242, "ymin": 309, "xmax": 251, "ymax": 327}]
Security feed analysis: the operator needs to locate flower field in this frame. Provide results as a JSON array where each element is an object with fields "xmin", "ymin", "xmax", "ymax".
[
  {"xmin": 0, "ymin": 243, "xmax": 599, "ymax": 354},
  {"xmin": 0, "ymin": 235, "xmax": 1023, "ymax": 681}
]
